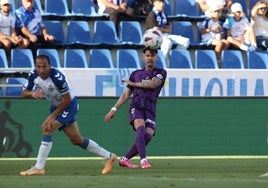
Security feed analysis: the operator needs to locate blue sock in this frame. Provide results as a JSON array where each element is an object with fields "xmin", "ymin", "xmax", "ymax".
[
  {"xmin": 80, "ymin": 137, "xmax": 89, "ymax": 149},
  {"xmin": 42, "ymin": 135, "xmax": 52, "ymax": 142}
]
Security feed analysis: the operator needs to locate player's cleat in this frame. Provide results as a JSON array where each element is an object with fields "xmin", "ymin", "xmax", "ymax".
[
  {"xmin": 102, "ymin": 153, "xmax": 116, "ymax": 174},
  {"xmin": 260, "ymin": 172, "xmax": 268, "ymax": 177},
  {"xmin": 141, "ymin": 160, "xmax": 152, "ymax": 169},
  {"xmin": 119, "ymin": 157, "xmax": 139, "ymax": 168},
  {"xmin": 20, "ymin": 166, "xmax": 45, "ymax": 176}
]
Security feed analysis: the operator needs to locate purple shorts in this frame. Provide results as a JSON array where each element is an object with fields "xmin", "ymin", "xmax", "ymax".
[{"xmin": 129, "ymin": 107, "xmax": 156, "ymax": 131}]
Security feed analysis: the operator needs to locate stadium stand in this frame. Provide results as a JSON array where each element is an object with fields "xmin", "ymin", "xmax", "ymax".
[
  {"xmin": 195, "ymin": 50, "xmax": 218, "ymax": 69},
  {"xmin": 116, "ymin": 49, "xmax": 141, "ymax": 68},
  {"xmin": 10, "ymin": 0, "xmax": 16, "ymax": 14},
  {"xmin": 164, "ymin": 0, "xmax": 172, "ymax": 16},
  {"xmin": 36, "ymin": 49, "xmax": 61, "ymax": 68},
  {"xmin": 247, "ymin": 51, "xmax": 268, "ymax": 69},
  {"xmin": 221, "ymin": 50, "xmax": 245, "ymax": 69},
  {"xmin": 71, "ymin": 0, "xmax": 106, "ymax": 20},
  {"xmin": 89, "ymin": 49, "xmax": 114, "ymax": 68},
  {"xmin": 6, "ymin": 78, "xmax": 26, "ymax": 97},
  {"xmin": 93, "ymin": 21, "xmax": 123, "ymax": 48},
  {"xmin": 10, "ymin": 49, "xmax": 34, "ymax": 68},
  {"xmin": 67, "ymin": 20, "xmax": 100, "ymax": 48},
  {"xmin": 172, "ymin": 21, "xmax": 207, "ymax": 49},
  {"xmin": 64, "ymin": 49, "xmax": 88, "ymax": 68},
  {"xmin": 155, "ymin": 50, "xmax": 167, "ymax": 68},
  {"xmin": 169, "ymin": 49, "xmax": 193, "ymax": 69},
  {"xmin": 2, "ymin": 0, "xmax": 267, "ymax": 70},
  {"xmin": 0, "ymin": 49, "xmax": 8, "ymax": 68},
  {"xmin": 43, "ymin": 0, "xmax": 73, "ymax": 19},
  {"xmin": 43, "ymin": 20, "xmax": 71, "ymax": 48},
  {"xmin": 120, "ymin": 21, "xmax": 143, "ymax": 48},
  {"xmin": 173, "ymin": 0, "xmax": 205, "ymax": 21}
]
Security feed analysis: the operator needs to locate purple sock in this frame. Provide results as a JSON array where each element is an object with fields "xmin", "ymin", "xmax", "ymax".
[
  {"xmin": 125, "ymin": 131, "xmax": 153, "ymax": 159},
  {"xmin": 135, "ymin": 126, "xmax": 146, "ymax": 159},
  {"xmin": 125, "ymin": 143, "xmax": 138, "ymax": 159},
  {"xmin": 145, "ymin": 132, "xmax": 152, "ymax": 145}
]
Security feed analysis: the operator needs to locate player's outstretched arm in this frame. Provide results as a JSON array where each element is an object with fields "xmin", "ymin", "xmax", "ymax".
[{"xmin": 104, "ymin": 88, "xmax": 132, "ymax": 122}]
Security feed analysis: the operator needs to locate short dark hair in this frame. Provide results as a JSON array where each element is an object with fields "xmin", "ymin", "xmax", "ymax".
[
  {"xmin": 143, "ymin": 47, "xmax": 158, "ymax": 55},
  {"xmin": 35, "ymin": 54, "xmax": 51, "ymax": 65}
]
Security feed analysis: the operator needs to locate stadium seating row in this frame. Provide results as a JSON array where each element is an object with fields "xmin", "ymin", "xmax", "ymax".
[
  {"xmin": 9, "ymin": 0, "xmax": 259, "ymax": 21},
  {"xmin": 42, "ymin": 20, "xmax": 214, "ymax": 49},
  {"xmin": 43, "ymin": 19, "xmax": 268, "ymax": 50},
  {"xmin": 43, "ymin": 20, "xmax": 143, "ymax": 49},
  {"xmin": 11, "ymin": 0, "xmax": 205, "ymax": 21},
  {"xmin": 1, "ymin": 48, "xmax": 267, "ymax": 97},
  {"xmin": 1, "ymin": 48, "xmax": 267, "ymax": 69}
]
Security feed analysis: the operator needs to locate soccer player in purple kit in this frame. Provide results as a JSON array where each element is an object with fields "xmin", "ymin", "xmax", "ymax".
[{"xmin": 104, "ymin": 47, "xmax": 167, "ymax": 169}]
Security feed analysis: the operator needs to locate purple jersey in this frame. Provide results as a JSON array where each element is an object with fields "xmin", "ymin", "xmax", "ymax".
[{"xmin": 127, "ymin": 67, "xmax": 167, "ymax": 114}]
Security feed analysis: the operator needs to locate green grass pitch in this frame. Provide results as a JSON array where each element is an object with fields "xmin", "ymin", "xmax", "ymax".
[{"xmin": 1, "ymin": 156, "xmax": 268, "ymax": 188}]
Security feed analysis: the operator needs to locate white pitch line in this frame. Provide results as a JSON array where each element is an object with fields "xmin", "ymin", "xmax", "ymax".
[
  {"xmin": 1, "ymin": 155, "xmax": 268, "ymax": 161},
  {"xmin": 97, "ymin": 175, "xmax": 268, "ymax": 183}
]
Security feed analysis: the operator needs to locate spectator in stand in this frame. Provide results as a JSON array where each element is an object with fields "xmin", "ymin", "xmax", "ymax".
[
  {"xmin": 251, "ymin": 0, "xmax": 268, "ymax": 50},
  {"xmin": 0, "ymin": 0, "xmax": 29, "ymax": 57},
  {"xmin": 223, "ymin": 3, "xmax": 257, "ymax": 51},
  {"xmin": 200, "ymin": 5, "xmax": 229, "ymax": 63},
  {"xmin": 131, "ymin": 0, "xmax": 153, "ymax": 16},
  {"xmin": 196, "ymin": 0, "xmax": 233, "ymax": 21},
  {"xmin": 97, "ymin": 0, "xmax": 136, "ymax": 32},
  {"xmin": 15, "ymin": 0, "xmax": 55, "ymax": 56},
  {"xmin": 145, "ymin": 0, "xmax": 190, "ymax": 58}
]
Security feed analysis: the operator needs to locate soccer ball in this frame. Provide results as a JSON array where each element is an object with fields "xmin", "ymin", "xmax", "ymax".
[{"xmin": 142, "ymin": 28, "xmax": 163, "ymax": 49}]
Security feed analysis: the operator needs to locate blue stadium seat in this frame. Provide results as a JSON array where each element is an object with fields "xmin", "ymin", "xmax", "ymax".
[
  {"xmin": 0, "ymin": 49, "xmax": 8, "ymax": 68},
  {"xmin": 174, "ymin": 0, "xmax": 205, "ymax": 21},
  {"xmin": 164, "ymin": 0, "xmax": 172, "ymax": 16},
  {"xmin": 221, "ymin": 50, "xmax": 244, "ymax": 69},
  {"xmin": 71, "ymin": 0, "xmax": 106, "ymax": 19},
  {"xmin": 247, "ymin": 51, "xmax": 268, "ymax": 69},
  {"xmin": 6, "ymin": 78, "xmax": 26, "ymax": 97},
  {"xmin": 195, "ymin": 50, "xmax": 218, "ymax": 69},
  {"xmin": 43, "ymin": 0, "xmax": 73, "ymax": 19},
  {"xmin": 117, "ymin": 49, "xmax": 141, "ymax": 69},
  {"xmin": 156, "ymin": 50, "xmax": 167, "ymax": 68},
  {"xmin": 89, "ymin": 49, "xmax": 114, "ymax": 68},
  {"xmin": 67, "ymin": 20, "xmax": 100, "ymax": 48},
  {"xmin": 10, "ymin": 0, "xmax": 16, "ymax": 13},
  {"xmin": 127, "ymin": 0, "xmax": 135, "ymax": 6},
  {"xmin": 11, "ymin": 49, "xmax": 34, "ymax": 68},
  {"xmin": 93, "ymin": 21, "xmax": 122, "ymax": 47},
  {"xmin": 169, "ymin": 50, "xmax": 193, "ymax": 69},
  {"xmin": 36, "ymin": 49, "xmax": 61, "ymax": 68},
  {"xmin": 172, "ymin": 21, "xmax": 204, "ymax": 48},
  {"xmin": 120, "ymin": 21, "xmax": 143, "ymax": 48},
  {"xmin": 43, "ymin": 20, "xmax": 70, "ymax": 47},
  {"xmin": 64, "ymin": 49, "xmax": 88, "ymax": 68}
]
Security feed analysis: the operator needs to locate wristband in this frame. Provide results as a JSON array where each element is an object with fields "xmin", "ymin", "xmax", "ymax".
[{"xmin": 111, "ymin": 107, "xmax": 117, "ymax": 112}]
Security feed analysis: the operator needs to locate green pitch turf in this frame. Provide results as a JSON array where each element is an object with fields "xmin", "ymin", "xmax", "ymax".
[{"xmin": 1, "ymin": 156, "xmax": 268, "ymax": 188}]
